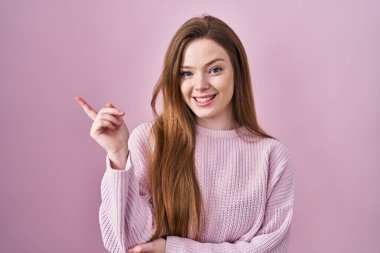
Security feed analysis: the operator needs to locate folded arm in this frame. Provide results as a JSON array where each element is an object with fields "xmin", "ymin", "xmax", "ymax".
[{"xmin": 165, "ymin": 141, "xmax": 295, "ymax": 253}]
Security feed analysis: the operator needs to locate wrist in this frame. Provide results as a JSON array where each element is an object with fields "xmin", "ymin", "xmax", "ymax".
[
  {"xmin": 107, "ymin": 148, "xmax": 129, "ymax": 170},
  {"xmin": 108, "ymin": 147, "xmax": 129, "ymax": 158}
]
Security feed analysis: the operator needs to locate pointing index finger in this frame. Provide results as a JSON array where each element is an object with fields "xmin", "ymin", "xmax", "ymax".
[{"xmin": 75, "ymin": 96, "xmax": 97, "ymax": 120}]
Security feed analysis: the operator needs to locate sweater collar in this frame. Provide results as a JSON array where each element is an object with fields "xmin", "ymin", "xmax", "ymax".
[{"xmin": 195, "ymin": 124, "xmax": 246, "ymax": 139}]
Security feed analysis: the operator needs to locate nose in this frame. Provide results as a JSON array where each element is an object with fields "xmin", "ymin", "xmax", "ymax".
[{"xmin": 194, "ymin": 73, "xmax": 210, "ymax": 91}]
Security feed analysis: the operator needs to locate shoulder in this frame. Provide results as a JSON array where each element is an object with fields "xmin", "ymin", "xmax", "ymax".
[
  {"xmin": 247, "ymin": 136, "xmax": 292, "ymax": 171},
  {"xmin": 241, "ymin": 132, "xmax": 291, "ymax": 158},
  {"xmin": 267, "ymin": 138, "xmax": 292, "ymax": 159},
  {"xmin": 264, "ymin": 138, "xmax": 293, "ymax": 178},
  {"xmin": 249, "ymin": 135, "xmax": 291, "ymax": 157},
  {"xmin": 269, "ymin": 138, "xmax": 292, "ymax": 163}
]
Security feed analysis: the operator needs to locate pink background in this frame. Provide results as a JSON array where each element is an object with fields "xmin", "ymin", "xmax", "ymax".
[{"xmin": 1, "ymin": 0, "xmax": 379, "ymax": 252}]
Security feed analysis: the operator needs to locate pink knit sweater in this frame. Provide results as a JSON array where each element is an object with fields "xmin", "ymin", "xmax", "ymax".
[{"xmin": 99, "ymin": 122, "xmax": 295, "ymax": 253}]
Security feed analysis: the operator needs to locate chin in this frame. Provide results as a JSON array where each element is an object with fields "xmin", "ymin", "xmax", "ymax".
[{"xmin": 193, "ymin": 111, "xmax": 216, "ymax": 120}]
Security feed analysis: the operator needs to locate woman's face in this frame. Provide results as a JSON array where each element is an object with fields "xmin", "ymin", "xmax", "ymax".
[{"xmin": 180, "ymin": 38, "xmax": 235, "ymax": 130}]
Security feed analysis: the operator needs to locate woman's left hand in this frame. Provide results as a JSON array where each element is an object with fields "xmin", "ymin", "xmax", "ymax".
[{"xmin": 128, "ymin": 238, "xmax": 166, "ymax": 253}]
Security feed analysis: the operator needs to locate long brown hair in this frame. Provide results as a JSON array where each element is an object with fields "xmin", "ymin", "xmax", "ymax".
[{"xmin": 148, "ymin": 14, "xmax": 274, "ymax": 241}]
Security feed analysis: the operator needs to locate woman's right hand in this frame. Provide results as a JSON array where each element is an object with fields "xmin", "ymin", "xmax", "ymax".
[{"xmin": 75, "ymin": 96, "xmax": 129, "ymax": 169}]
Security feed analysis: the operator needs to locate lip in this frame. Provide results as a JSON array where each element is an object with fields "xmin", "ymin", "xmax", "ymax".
[
  {"xmin": 192, "ymin": 94, "xmax": 217, "ymax": 106},
  {"xmin": 192, "ymin": 93, "xmax": 217, "ymax": 98}
]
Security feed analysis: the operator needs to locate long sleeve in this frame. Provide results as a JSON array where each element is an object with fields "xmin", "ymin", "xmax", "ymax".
[
  {"xmin": 98, "ymin": 124, "xmax": 155, "ymax": 253},
  {"xmin": 165, "ymin": 140, "xmax": 295, "ymax": 253}
]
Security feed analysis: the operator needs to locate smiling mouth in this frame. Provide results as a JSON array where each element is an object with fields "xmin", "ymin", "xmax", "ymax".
[{"xmin": 192, "ymin": 94, "xmax": 217, "ymax": 104}]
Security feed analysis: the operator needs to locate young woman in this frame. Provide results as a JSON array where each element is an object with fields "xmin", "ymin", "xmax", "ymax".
[{"xmin": 76, "ymin": 15, "xmax": 294, "ymax": 253}]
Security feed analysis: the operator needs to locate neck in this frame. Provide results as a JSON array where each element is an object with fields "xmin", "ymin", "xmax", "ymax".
[{"xmin": 196, "ymin": 105, "xmax": 236, "ymax": 130}]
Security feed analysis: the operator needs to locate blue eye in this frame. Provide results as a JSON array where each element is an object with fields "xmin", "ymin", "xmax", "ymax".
[
  {"xmin": 210, "ymin": 67, "xmax": 223, "ymax": 74},
  {"xmin": 180, "ymin": 71, "xmax": 193, "ymax": 78}
]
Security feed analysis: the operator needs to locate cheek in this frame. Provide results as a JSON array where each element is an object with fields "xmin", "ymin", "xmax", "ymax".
[
  {"xmin": 180, "ymin": 83, "xmax": 191, "ymax": 102},
  {"xmin": 226, "ymin": 74, "xmax": 234, "ymax": 96},
  {"xmin": 228, "ymin": 81, "xmax": 234, "ymax": 97},
  {"xmin": 214, "ymin": 76, "xmax": 234, "ymax": 94},
  {"xmin": 219, "ymin": 78, "xmax": 234, "ymax": 103}
]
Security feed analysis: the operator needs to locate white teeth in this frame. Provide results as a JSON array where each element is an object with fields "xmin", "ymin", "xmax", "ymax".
[{"xmin": 194, "ymin": 96, "xmax": 214, "ymax": 103}]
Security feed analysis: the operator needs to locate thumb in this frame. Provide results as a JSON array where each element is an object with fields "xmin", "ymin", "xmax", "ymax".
[
  {"xmin": 106, "ymin": 102, "xmax": 115, "ymax": 108},
  {"xmin": 105, "ymin": 102, "xmax": 125, "ymax": 122}
]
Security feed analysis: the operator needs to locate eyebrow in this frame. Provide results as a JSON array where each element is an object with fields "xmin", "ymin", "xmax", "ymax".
[{"xmin": 180, "ymin": 58, "xmax": 225, "ymax": 69}]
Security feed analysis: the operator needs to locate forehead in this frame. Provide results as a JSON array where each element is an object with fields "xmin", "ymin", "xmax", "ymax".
[{"xmin": 181, "ymin": 38, "xmax": 230, "ymax": 67}]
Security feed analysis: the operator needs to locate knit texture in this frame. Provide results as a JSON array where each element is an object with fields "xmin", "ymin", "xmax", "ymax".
[{"xmin": 99, "ymin": 122, "xmax": 295, "ymax": 253}]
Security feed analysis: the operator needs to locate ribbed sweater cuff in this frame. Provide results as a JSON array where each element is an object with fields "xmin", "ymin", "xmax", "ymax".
[
  {"xmin": 165, "ymin": 236, "xmax": 185, "ymax": 253},
  {"xmin": 106, "ymin": 153, "xmax": 132, "ymax": 172}
]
